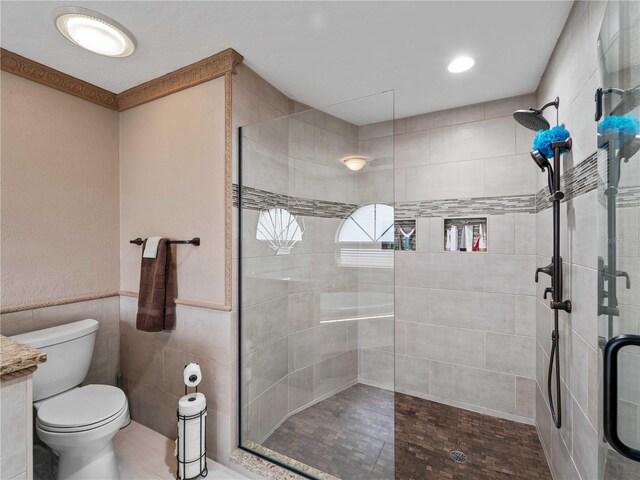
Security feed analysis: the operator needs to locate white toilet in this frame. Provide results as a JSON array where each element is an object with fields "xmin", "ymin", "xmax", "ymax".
[{"xmin": 11, "ymin": 319, "xmax": 130, "ymax": 480}]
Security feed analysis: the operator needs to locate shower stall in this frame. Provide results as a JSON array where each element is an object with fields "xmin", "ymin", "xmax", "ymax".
[
  {"xmin": 238, "ymin": 88, "xmax": 552, "ymax": 479},
  {"xmin": 238, "ymin": 92, "xmax": 397, "ymax": 478},
  {"xmin": 237, "ymin": 3, "xmax": 640, "ymax": 478}
]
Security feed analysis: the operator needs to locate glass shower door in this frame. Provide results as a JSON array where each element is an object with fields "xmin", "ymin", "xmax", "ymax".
[
  {"xmin": 597, "ymin": 1, "xmax": 640, "ymax": 477},
  {"xmin": 238, "ymin": 92, "xmax": 395, "ymax": 479}
]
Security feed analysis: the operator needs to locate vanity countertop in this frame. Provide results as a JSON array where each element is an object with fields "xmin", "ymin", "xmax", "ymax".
[{"xmin": 0, "ymin": 335, "xmax": 46, "ymax": 377}]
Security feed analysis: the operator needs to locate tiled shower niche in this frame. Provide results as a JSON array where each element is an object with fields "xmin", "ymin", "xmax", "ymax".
[
  {"xmin": 394, "ymin": 219, "xmax": 416, "ymax": 251},
  {"xmin": 443, "ymin": 217, "xmax": 487, "ymax": 252}
]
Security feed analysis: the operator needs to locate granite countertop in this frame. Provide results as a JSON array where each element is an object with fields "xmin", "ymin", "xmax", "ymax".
[{"xmin": 0, "ymin": 335, "xmax": 46, "ymax": 377}]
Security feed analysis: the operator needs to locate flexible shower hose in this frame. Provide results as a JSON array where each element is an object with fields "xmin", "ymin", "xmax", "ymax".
[{"xmin": 547, "ymin": 309, "xmax": 562, "ymax": 428}]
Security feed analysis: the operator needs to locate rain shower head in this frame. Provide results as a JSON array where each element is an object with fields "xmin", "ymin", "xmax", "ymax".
[
  {"xmin": 513, "ymin": 97, "xmax": 560, "ymax": 131},
  {"xmin": 513, "ymin": 109, "xmax": 551, "ymax": 131}
]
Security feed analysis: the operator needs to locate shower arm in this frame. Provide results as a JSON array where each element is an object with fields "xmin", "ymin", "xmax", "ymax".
[
  {"xmin": 536, "ymin": 97, "xmax": 560, "ymax": 115},
  {"xmin": 530, "ymin": 97, "xmax": 560, "ymax": 126}
]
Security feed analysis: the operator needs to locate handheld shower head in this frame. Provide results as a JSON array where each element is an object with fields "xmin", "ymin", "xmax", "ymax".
[
  {"xmin": 532, "ymin": 149, "xmax": 558, "ymax": 193},
  {"xmin": 513, "ymin": 97, "xmax": 560, "ymax": 131},
  {"xmin": 531, "ymin": 150, "xmax": 551, "ymax": 171}
]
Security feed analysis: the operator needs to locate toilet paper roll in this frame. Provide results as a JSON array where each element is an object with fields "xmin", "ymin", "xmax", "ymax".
[
  {"xmin": 183, "ymin": 363, "xmax": 202, "ymax": 387},
  {"xmin": 178, "ymin": 392, "xmax": 206, "ymax": 416},
  {"xmin": 178, "ymin": 393, "xmax": 207, "ymax": 480}
]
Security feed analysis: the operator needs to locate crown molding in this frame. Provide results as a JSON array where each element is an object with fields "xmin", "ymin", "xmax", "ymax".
[
  {"xmin": 1, "ymin": 48, "xmax": 119, "ymax": 110},
  {"xmin": 0, "ymin": 47, "xmax": 244, "ymax": 112},
  {"xmin": 117, "ymin": 48, "xmax": 244, "ymax": 111}
]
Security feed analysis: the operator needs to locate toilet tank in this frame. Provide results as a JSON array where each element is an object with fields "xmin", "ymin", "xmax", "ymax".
[{"xmin": 11, "ymin": 319, "xmax": 99, "ymax": 402}]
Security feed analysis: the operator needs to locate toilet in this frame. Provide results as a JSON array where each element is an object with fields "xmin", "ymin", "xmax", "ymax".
[{"xmin": 11, "ymin": 319, "xmax": 130, "ymax": 480}]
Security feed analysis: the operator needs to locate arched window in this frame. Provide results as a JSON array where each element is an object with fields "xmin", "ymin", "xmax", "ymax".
[
  {"xmin": 256, "ymin": 208, "xmax": 304, "ymax": 255},
  {"xmin": 337, "ymin": 203, "xmax": 394, "ymax": 243},
  {"xmin": 336, "ymin": 203, "xmax": 394, "ymax": 268}
]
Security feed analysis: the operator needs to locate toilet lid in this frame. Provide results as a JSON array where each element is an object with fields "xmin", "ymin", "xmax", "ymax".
[{"xmin": 37, "ymin": 384, "xmax": 127, "ymax": 430}]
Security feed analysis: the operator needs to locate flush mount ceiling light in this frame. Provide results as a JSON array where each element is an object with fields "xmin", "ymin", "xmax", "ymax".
[
  {"xmin": 342, "ymin": 156, "xmax": 368, "ymax": 171},
  {"xmin": 447, "ymin": 56, "xmax": 475, "ymax": 73},
  {"xmin": 54, "ymin": 7, "xmax": 136, "ymax": 57}
]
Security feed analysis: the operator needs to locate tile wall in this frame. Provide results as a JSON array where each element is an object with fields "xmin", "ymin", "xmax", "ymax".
[
  {"xmin": 235, "ymin": 86, "xmax": 548, "ymax": 429},
  {"xmin": 234, "ymin": 67, "xmax": 369, "ymax": 447},
  {"xmin": 357, "ymin": 94, "xmax": 541, "ymax": 423},
  {"xmin": 0, "ymin": 297, "xmax": 120, "ymax": 387},
  {"xmin": 533, "ymin": 2, "xmax": 609, "ymax": 479},
  {"xmin": 119, "ymin": 297, "xmax": 236, "ymax": 462}
]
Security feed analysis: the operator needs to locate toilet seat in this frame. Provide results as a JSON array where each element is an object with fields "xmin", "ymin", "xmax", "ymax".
[{"xmin": 36, "ymin": 384, "xmax": 127, "ymax": 433}]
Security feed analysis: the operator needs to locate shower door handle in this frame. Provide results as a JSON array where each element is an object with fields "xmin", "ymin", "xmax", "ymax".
[{"xmin": 603, "ymin": 334, "xmax": 640, "ymax": 462}]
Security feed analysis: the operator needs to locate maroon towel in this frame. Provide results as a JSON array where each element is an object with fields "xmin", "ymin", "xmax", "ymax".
[{"xmin": 136, "ymin": 238, "xmax": 176, "ymax": 332}]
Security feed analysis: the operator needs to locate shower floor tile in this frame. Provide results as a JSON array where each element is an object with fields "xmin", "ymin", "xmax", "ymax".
[{"xmin": 262, "ymin": 383, "xmax": 551, "ymax": 479}]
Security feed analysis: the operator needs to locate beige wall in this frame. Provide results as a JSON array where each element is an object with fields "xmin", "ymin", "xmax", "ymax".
[
  {"xmin": 1, "ymin": 63, "xmax": 235, "ymax": 466},
  {"xmin": 118, "ymin": 76, "xmax": 235, "ymax": 463},
  {"xmin": 0, "ymin": 71, "xmax": 120, "ymax": 308},
  {"xmin": 119, "ymin": 77, "xmax": 226, "ymax": 304}
]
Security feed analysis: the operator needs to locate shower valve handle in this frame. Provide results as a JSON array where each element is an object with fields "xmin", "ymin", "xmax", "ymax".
[
  {"xmin": 543, "ymin": 287, "xmax": 554, "ymax": 300},
  {"xmin": 535, "ymin": 263, "xmax": 554, "ymax": 283},
  {"xmin": 615, "ymin": 270, "xmax": 631, "ymax": 289}
]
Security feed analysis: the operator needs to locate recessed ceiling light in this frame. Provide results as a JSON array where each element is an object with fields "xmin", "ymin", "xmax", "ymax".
[
  {"xmin": 54, "ymin": 7, "xmax": 136, "ymax": 57},
  {"xmin": 448, "ymin": 56, "xmax": 475, "ymax": 73},
  {"xmin": 341, "ymin": 156, "xmax": 368, "ymax": 171}
]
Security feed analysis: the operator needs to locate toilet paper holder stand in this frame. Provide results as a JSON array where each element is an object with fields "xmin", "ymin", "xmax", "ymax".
[{"xmin": 176, "ymin": 384, "xmax": 208, "ymax": 479}]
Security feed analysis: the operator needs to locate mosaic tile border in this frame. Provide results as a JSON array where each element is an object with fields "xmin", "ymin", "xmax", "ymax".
[
  {"xmin": 234, "ymin": 150, "xmax": 628, "ymax": 220},
  {"xmin": 233, "ymin": 184, "xmax": 357, "ymax": 218},
  {"xmin": 536, "ymin": 152, "xmax": 599, "ymax": 211},
  {"xmin": 395, "ymin": 194, "xmax": 535, "ymax": 219},
  {"xmin": 233, "ymin": 184, "xmax": 536, "ymax": 219}
]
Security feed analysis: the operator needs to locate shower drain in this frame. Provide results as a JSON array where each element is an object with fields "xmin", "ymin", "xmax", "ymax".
[{"xmin": 449, "ymin": 450, "xmax": 468, "ymax": 464}]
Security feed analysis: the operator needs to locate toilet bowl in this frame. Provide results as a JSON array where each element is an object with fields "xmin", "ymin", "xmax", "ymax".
[
  {"xmin": 11, "ymin": 319, "xmax": 130, "ymax": 480},
  {"xmin": 35, "ymin": 385, "xmax": 130, "ymax": 480}
]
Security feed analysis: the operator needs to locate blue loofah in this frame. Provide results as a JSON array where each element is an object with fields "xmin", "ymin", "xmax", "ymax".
[
  {"xmin": 533, "ymin": 126, "xmax": 571, "ymax": 159},
  {"xmin": 598, "ymin": 114, "xmax": 640, "ymax": 148}
]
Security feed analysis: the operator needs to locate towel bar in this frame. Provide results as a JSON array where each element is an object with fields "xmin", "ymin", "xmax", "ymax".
[{"xmin": 130, "ymin": 237, "xmax": 200, "ymax": 246}]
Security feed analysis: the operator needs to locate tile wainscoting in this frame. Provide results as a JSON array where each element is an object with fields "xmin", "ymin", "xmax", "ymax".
[
  {"xmin": 119, "ymin": 296, "xmax": 237, "ymax": 464},
  {"xmin": 0, "ymin": 296, "xmax": 120, "ymax": 387}
]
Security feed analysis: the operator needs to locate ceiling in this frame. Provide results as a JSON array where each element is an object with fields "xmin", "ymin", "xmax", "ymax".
[{"xmin": 1, "ymin": 1, "xmax": 572, "ymax": 124}]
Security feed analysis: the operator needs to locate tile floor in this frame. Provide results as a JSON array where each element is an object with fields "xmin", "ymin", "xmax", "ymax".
[
  {"xmin": 263, "ymin": 383, "xmax": 552, "ymax": 480},
  {"xmin": 114, "ymin": 421, "xmax": 247, "ymax": 480}
]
